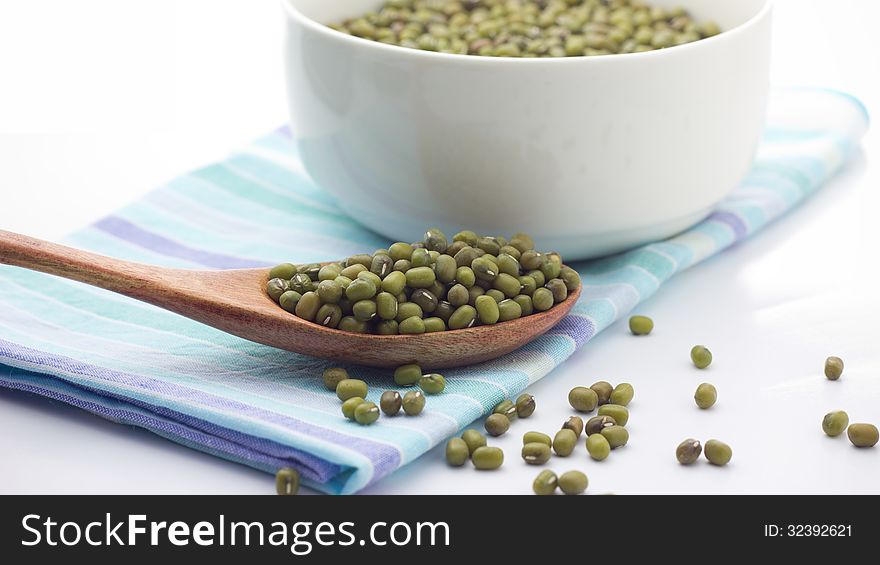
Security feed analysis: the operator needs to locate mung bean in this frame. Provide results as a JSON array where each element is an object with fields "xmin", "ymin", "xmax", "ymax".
[
  {"xmin": 568, "ymin": 386, "xmax": 599, "ymax": 413},
  {"xmin": 322, "ymin": 367, "xmax": 349, "ymax": 391},
  {"xmin": 523, "ymin": 431, "xmax": 552, "ymax": 447},
  {"xmin": 825, "ymin": 356, "xmax": 844, "ymax": 381},
  {"xmin": 704, "ymin": 439, "xmax": 732, "ymax": 465},
  {"xmin": 275, "ymin": 467, "xmax": 300, "ymax": 496},
  {"xmin": 380, "ymin": 390, "xmax": 402, "ymax": 416},
  {"xmin": 485, "ymin": 413, "xmax": 510, "ymax": 437},
  {"xmin": 585, "ymin": 415, "xmax": 616, "ymax": 436},
  {"xmin": 341, "ymin": 397, "xmax": 365, "ymax": 420},
  {"xmin": 600, "ymin": 425, "xmax": 629, "ymax": 449},
  {"xmin": 586, "ymin": 434, "xmax": 611, "ymax": 461},
  {"xmin": 553, "ymin": 429, "xmax": 578, "ymax": 457},
  {"xmin": 533, "ymin": 470, "xmax": 558, "ymax": 495},
  {"xmin": 419, "ymin": 373, "xmax": 446, "ymax": 395},
  {"xmin": 694, "ymin": 383, "xmax": 717, "ymax": 409},
  {"xmin": 563, "ymin": 416, "xmax": 584, "ymax": 438},
  {"xmin": 354, "ymin": 402, "xmax": 380, "ymax": 425},
  {"xmin": 610, "ymin": 383, "xmax": 634, "ymax": 406},
  {"xmin": 336, "ymin": 379, "xmax": 368, "ymax": 401},
  {"xmin": 394, "ymin": 364, "xmax": 422, "ymax": 386},
  {"xmin": 691, "ymin": 345, "xmax": 713, "ymax": 369},
  {"xmin": 461, "ymin": 429, "xmax": 487, "ymax": 455},
  {"xmin": 402, "ymin": 390, "xmax": 426, "ymax": 415},
  {"xmin": 598, "ymin": 404, "xmax": 629, "ymax": 426},
  {"xmin": 676, "ymin": 438, "xmax": 702, "ymax": 465},
  {"xmin": 493, "ymin": 399, "xmax": 517, "ymax": 421},
  {"xmin": 522, "ymin": 442, "xmax": 552, "ymax": 465},
  {"xmin": 515, "ymin": 393, "xmax": 536, "ymax": 418},
  {"xmin": 558, "ymin": 470, "xmax": 588, "ymax": 495},
  {"xmin": 822, "ymin": 410, "xmax": 848, "ymax": 437},
  {"xmin": 472, "ymin": 446, "xmax": 504, "ymax": 470},
  {"xmin": 446, "ymin": 438, "xmax": 470, "ymax": 466},
  {"xmin": 628, "ymin": 315, "xmax": 654, "ymax": 335},
  {"xmin": 590, "ymin": 381, "xmax": 613, "ymax": 406},
  {"xmin": 847, "ymin": 423, "xmax": 879, "ymax": 447}
]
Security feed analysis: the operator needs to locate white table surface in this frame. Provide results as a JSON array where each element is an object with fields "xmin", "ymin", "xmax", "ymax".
[{"xmin": 1, "ymin": 0, "xmax": 878, "ymax": 495}]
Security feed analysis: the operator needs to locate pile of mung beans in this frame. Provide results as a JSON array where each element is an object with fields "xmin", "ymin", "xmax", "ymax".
[
  {"xmin": 266, "ymin": 228, "xmax": 579, "ymax": 334},
  {"xmin": 329, "ymin": 0, "xmax": 722, "ymax": 58}
]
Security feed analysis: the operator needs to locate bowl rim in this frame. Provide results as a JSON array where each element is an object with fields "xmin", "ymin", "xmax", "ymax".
[{"xmin": 282, "ymin": 0, "xmax": 773, "ymax": 65}]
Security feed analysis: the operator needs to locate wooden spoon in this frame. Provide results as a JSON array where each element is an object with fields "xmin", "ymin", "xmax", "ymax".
[{"xmin": 0, "ymin": 230, "xmax": 581, "ymax": 369}]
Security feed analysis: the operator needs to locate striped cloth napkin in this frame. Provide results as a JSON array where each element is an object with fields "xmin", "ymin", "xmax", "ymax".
[{"xmin": 0, "ymin": 88, "xmax": 868, "ymax": 494}]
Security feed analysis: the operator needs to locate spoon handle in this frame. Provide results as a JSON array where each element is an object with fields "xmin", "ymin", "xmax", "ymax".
[{"xmin": 0, "ymin": 229, "xmax": 168, "ymax": 296}]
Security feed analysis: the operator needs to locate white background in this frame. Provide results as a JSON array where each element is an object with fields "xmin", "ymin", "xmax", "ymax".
[{"xmin": 1, "ymin": 0, "xmax": 878, "ymax": 494}]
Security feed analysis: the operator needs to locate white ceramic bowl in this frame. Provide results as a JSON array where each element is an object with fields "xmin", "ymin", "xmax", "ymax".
[{"xmin": 282, "ymin": 0, "xmax": 773, "ymax": 260}]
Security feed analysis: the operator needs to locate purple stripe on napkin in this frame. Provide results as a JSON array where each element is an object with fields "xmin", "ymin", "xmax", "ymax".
[{"xmin": 94, "ymin": 216, "xmax": 270, "ymax": 269}]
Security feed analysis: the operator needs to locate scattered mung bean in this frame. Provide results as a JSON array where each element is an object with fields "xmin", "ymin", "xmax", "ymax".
[
  {"xmin": 446, "ymin": 438, "xmax": 470, "ymax": 467},
  {"xmin": 825, "ymin": 356, "xmax": 844, "ymax": 381},
  {"xmin": 461, "ymin": 429, "xmax": 487, "ymax": 455},
  {"xmin": 691, "ymin": 345, "xmax": 713, "ymax": 369},
  {"xmin": 522, "ymin": 442, "xmax": 553, "ymax": 465},
  {"xmin": 341, "ymin": 397, "xmax": 365, "ymax": 420},
  {"xmin": 676, "ymin": 439, "xmax": 702, "ymax": 465},
  {"xmin": 629, "ymin": 315, "xmax": 654, "ymax": 335},
  {"xmin": 485, "ymin": 413, "xmax": 511, "ymax": 437},
  {"xmin": 322, "ymin": 367, "xmax": 349, "ymax": 391},
  {"xmin": 275, "ymin": 467, "xmax": 300, "ymax": 496},
  {"xmin": 553, "ymin": 429, "xmax": 577, "ymax": 457},
  {"xmin": 402, "ymin": 390, "xmax": 426, "ymax": 415},
  {"xmin": 380, "ymin": 390, "xmax": 402, "ymax": 416},
  {"xmin": 354, "ymin": 402, "xmax": 380, "ymax": 425},
  {"xmin": 419, "ymin": 373, "xmax": 446, "ymax": 395},
  {"xmin": 563, "ymin": 416, "xmax": 584, "ymax": 438},
  {"xmin": 336, "ymin": 379, "xmax": 368, "ymax": 401},
  {"xmin": 585, "ymin": 415, "xmax": 616, "ymax": 436},
  {"xmin": 586, "ymin": 434, "xmax": 611, "ymax": 461},
  {"xmin": 847, "ymin": 423, "xmax": 879, "ymax": 447},
  {"xmin": 704, "ymin": 439, "xmax": 732, "ymax": 466},
  {"xmin": 609, "ymin": 383, "xmax": 634, "ymax": 406},
  {"xmin": 523, "ymin": 431, "xmax": 552, "ymax": 447},
  {"xmin": 493, "ymin": 400, "xmax": 518, "ymax": 421},
  {"xmin": 694, "ymin": 383, "xmax": 717, "ymax": 409},
  {"xmin": 822, "ymin": 411, "xmax": 849, "ymax": 437},
  {"xmin": 515, "ymin": 393, "xmax": 536, "ymax": 418},
  {"xmin": 558, "ymin": 470, "xmax": 588, "ymax": 495},
  {"xmin": 533, "ymin": 470, "xmax": 558, "ymax": 496},
  {"xmin": 590, "ymin": 381, "xmax": 613, "ymax": 406},
  {"xmin": 472, "ymin": 446, "xmax": 504, "ymax": 470},
  {"xmin": 598, "ymin": 404, "xmax": 629, "ymax": 426},
  {"xmin": 568, "ymin": 386, "xmax": 599, "ymax": 413},
  {"xmin": 600, "ymin": 425, "xmax": 629, "ymax": 449},
  {"xmin": 394, "ymin": 363, "xmax": 422, "ymax": 386}
]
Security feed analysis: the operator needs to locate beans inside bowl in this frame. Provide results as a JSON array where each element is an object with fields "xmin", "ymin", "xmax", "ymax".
[{"xmin": 329, "ymin": 0, "xmax": 722, "ymax": 58}]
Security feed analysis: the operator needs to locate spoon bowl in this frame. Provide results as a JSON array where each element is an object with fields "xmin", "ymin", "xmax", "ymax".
[{"xmin": 0, "ymin": 230, "xmax": 581, "ymax": 369}]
